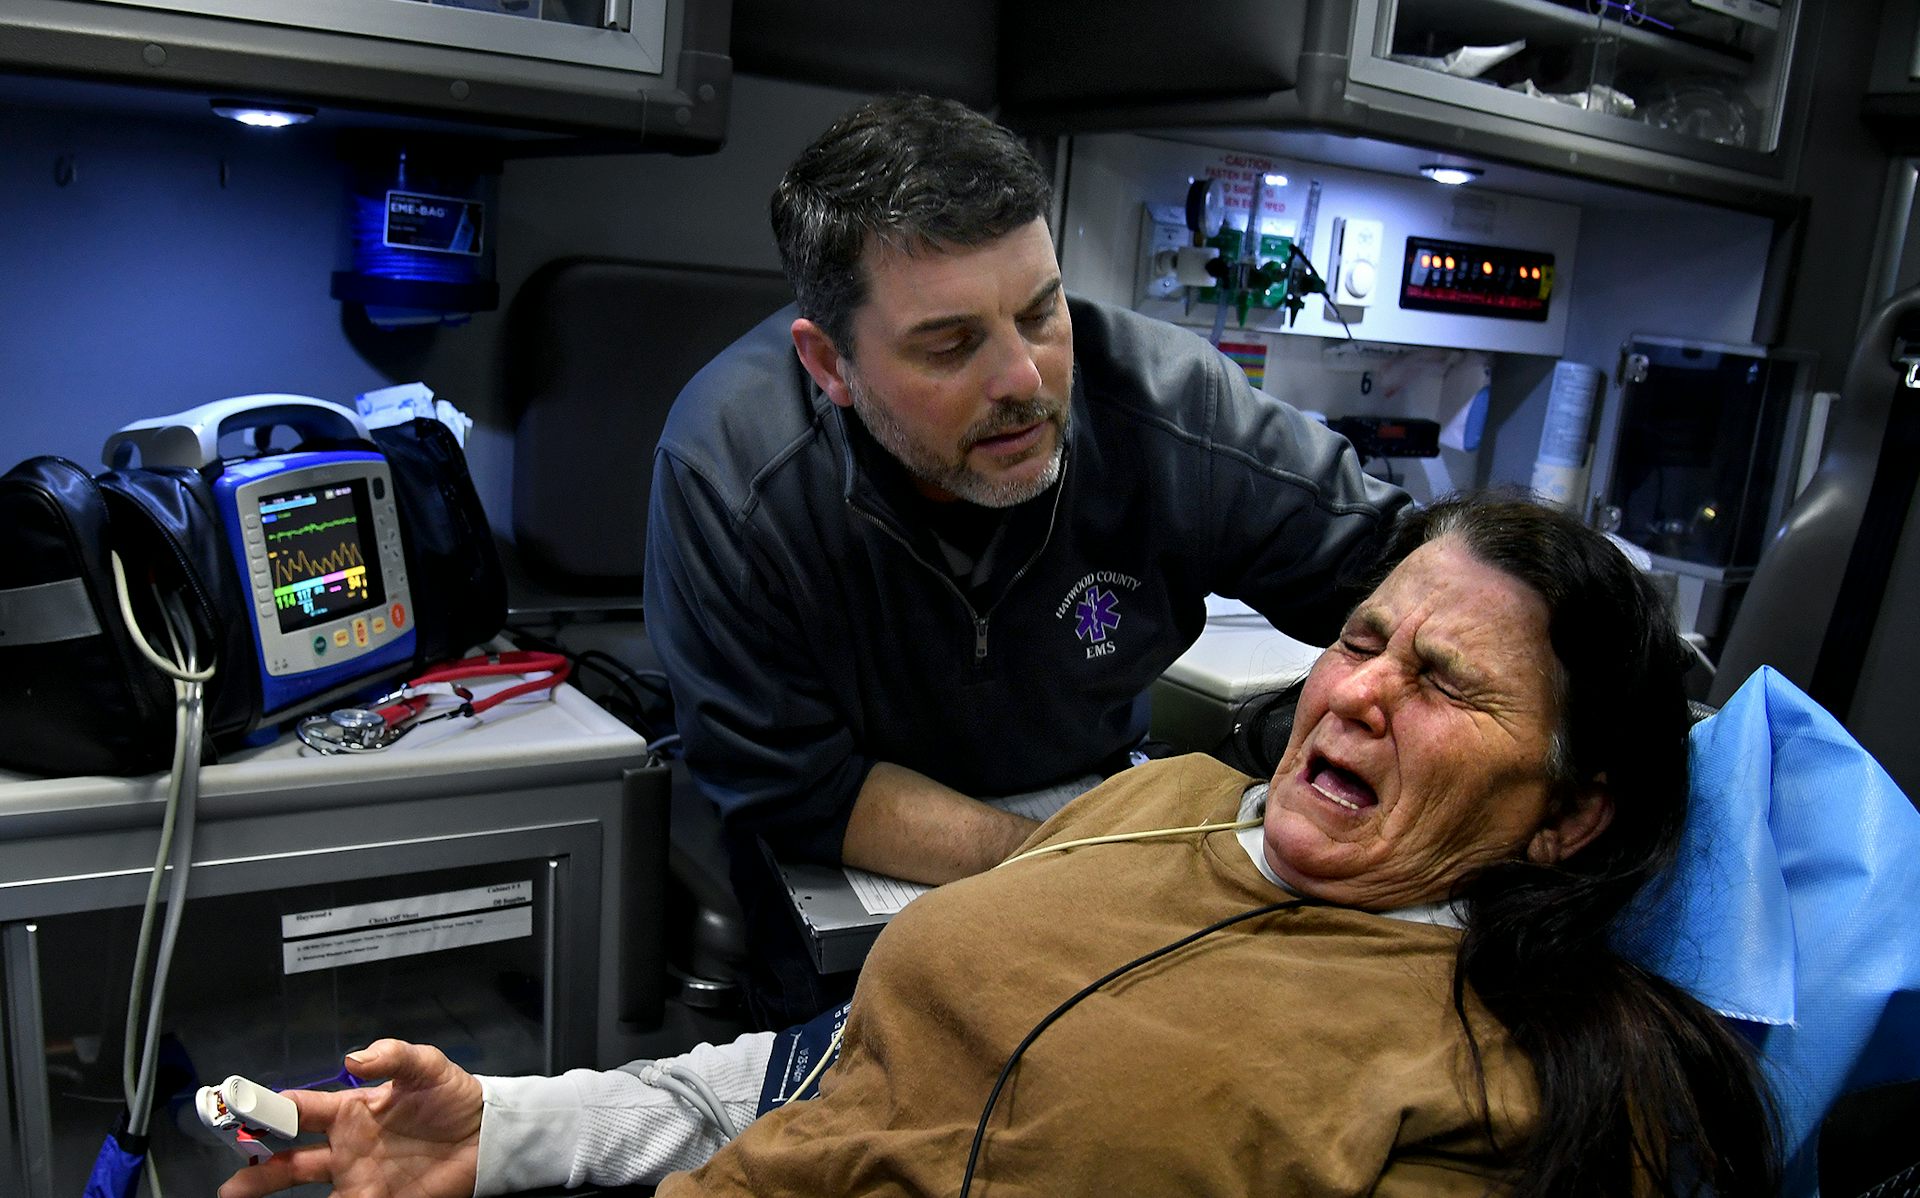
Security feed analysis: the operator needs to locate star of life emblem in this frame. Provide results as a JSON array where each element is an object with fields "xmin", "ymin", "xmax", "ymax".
[{"xmin": 1074, "ymin": 586, "xmax": 1122, "ymax": 644}]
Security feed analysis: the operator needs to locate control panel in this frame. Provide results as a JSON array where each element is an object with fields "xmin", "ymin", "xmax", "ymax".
[{"xmin": 1400, "ymin": 236, "xmax": 1556, "ymax": 322}]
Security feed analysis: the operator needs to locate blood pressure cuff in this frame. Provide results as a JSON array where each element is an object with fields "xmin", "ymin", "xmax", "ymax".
[
  {"xmin": 0, "ymin": 422, "xmax": 504, "ymax": 776},
  {"xmin": 756, "ymin": 999, "xmax": 851, "ymax": 1114}
]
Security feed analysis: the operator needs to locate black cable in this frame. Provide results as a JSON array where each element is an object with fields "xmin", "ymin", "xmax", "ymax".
[
  {"xmin": 502, "ymin": 627, "xmax": 660, "ymax": 738},
  {"xmin": 956, "ymin": 897, "xmax": 1311, "ymax": 1197},
  {"xmin": 576, "ymin": 648, "xmax": 671, "ymax": 697},
  {"xmin": 506, "ymin": 625, "xmax": 672, "ymax": 696},
  {"xmin": 1288, "ymin": 252, "xmax": 1358, "ymax": 344}
]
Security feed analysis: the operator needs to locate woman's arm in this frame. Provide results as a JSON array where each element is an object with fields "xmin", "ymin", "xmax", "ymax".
[{"xmin": 213, "ymin": 1032, "xmax": 781, "ymax": 1198}]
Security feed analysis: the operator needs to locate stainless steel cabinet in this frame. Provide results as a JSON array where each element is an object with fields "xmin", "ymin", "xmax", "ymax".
[
  {"xmin": 1359, "ymin": 0, "xmax": 1798, "ymax": 157},
  {"xmin": 1000, "ymin": 0, "xmax": 1810, "ymax": 213},
  {"xmin": 0, "ymin": 685, "xmax": 662, "ymax": 1198},
  {"xmin": 0, "ymin": 0, "xmax": 730, "ymax": 146}
]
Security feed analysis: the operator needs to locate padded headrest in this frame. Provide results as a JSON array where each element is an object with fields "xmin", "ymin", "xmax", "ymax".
[
  {"xmin": 506, "ymin": 259, "xmax": 792, "ymax": 584},
  {"xmin": 1617, "ymin": 666, "xmax": 1920, "ymax": 1193}
]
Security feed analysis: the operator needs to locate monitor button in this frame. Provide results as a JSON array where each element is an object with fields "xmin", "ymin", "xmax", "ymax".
[
  {"xmin": 390, "ymin": 603, "xmax": 407, "ymax": 628},
  {"xmin": 312, "ymin": 635, "xmax": 328, "ymax": 657},
  {"xmin": 353, "ymin": 618, "xmax": 369, "ymax": 647}
]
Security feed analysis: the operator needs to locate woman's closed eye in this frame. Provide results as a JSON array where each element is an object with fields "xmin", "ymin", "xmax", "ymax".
[{"xmin": 1338, "ymin": 635, "xmax": 1382, "ymax": 658}]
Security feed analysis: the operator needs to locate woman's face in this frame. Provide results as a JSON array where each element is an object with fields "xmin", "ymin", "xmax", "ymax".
[{"xmin": 1263, "ymin": 537, "xmax": 1577, "ymax": 910}]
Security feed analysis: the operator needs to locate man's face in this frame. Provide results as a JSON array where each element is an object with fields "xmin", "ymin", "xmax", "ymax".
[
  {"xmin": 836, "ymin": 218, "xmax": 1075, "ymax": 507},
  {"xmin": 1261, "ymin": 538, "xmax": 1571, "ymax": 911}
]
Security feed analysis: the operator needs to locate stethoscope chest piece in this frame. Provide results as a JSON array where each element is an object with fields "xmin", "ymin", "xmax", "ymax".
[{"xmin": 296, "ymin": 707, "xmax": 399, "ymax": 754}]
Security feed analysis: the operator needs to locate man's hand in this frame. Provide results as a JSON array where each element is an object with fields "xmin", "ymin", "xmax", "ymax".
[
  {"xmin": 840, "ymin": 762, "xmax": 1041, "ymax": 884},
  {"xmin": 216, "ymin": 1039, "xmax": 482, "ymax": 1198}
]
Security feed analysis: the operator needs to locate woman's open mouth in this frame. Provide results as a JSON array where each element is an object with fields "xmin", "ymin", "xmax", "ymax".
[{"xmin": 1305, "ymin": 753, "xmax": 1378, "ymax": 814}]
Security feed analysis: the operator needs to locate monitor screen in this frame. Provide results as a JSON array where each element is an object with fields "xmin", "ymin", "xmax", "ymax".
[{"xmin": 259, "ymin": 479, "xmax": 388, "ymax": 634}]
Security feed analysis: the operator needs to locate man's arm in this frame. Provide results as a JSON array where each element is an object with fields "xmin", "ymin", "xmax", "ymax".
[
  {"xmin": 646, "ymin": 450, "xmax": 873, "ymax": 862},
  {"xmin": 647, "ymin": 449, "xmax": 1035, "ymax": 880},
  {"xmin": 1201, "ymin": 344, "xmax": 1411, "ymax": 641},
  {"xmin": 840, "ymin": 762, "xmax": 1040, "ymax": 884}
]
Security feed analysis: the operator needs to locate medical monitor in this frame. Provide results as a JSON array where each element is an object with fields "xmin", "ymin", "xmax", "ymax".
[
  {"xmin": 215, "ymin": 450, "xmax": 416, "ymax": 717},
  {"xmin": 259, "ymin": 477, "xmax": 389, "ymax": 633}
]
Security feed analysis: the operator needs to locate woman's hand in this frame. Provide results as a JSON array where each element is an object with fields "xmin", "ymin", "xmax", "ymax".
[{"xmin": 216, "ymin": 1038, "xmax": 483, "ymax": 1198}]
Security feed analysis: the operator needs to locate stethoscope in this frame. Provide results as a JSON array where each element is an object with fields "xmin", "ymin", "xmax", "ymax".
[{"xmin": 295, "ymin": 650, "xmax": 572, "ymax": 753}]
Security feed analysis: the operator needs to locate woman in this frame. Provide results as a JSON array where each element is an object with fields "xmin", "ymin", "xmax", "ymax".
[{"xmin": 219, "ymin": 494, "xmax": 1779, "ymax": 1198}]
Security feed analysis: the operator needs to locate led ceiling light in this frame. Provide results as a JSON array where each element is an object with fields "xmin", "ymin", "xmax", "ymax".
[
  {"xmin": 210, "ymin": 100, "xmax": 317, "ymax": 128},
  {"xmin": 1419, "ymin": 164, "xmax": 1485, "ymax": 186}
]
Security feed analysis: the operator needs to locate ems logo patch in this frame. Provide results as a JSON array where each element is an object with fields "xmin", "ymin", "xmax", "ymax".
[
  {"xmin": 1055, "ymin": 570, "xmax": 1142, "ymax": 659},
  {"xmin": 1076, "ymin": 588, "xmax": 1121, "ymax": 643}
]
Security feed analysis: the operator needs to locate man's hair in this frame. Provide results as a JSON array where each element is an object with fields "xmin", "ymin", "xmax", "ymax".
[{"xmin": 769, "ymin": 94, "xmax": 1054, "ymax": 358}]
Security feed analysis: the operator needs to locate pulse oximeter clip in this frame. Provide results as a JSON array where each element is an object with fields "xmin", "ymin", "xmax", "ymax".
[
  {"xmin": 296, "ymin": 650, "xmax": 571, "ymax": 753},
  {"xmin": 195, "ymin": 1075, "xmax": 301, "ymax": 1165}
]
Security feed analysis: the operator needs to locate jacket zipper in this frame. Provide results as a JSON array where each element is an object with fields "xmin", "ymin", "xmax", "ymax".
[
  {"xmin": 849, "ymin": 505, "xmax": 991, "ymax": 662},
  {"xmin": 847, "ymin": 470, "xmax": 1068, "ymax": 670}
]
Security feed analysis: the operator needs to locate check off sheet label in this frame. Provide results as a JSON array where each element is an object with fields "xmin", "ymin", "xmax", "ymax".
[{"xmin": 280, "ymin": 881, "xmax": 532, "ymax": 975}]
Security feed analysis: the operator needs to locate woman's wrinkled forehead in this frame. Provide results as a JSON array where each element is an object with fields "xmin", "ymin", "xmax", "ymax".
[{"xmin": 1353, "ymin": 539, "xmax": 1568, "ymax": 703}]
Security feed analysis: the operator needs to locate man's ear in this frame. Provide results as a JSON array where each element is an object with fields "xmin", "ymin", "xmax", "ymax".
[
  {"xmin": 791, "ymin": 318, "xmax": 855, "ymax": 409},
  {"xmin": 1526, "ymin": 776, "xmax": 1614, "ymax": 865}
]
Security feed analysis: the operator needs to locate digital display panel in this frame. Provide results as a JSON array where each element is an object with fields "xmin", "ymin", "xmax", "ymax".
[
  {"xmin": 1400, "ymin": 236, "xmax": 1556, "ymax": 322},
  {"xmin": 258, "ymin": 480, "xmax": 387, "ymax": 634}
]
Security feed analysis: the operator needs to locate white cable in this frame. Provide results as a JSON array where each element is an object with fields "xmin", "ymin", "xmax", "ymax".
[
  {"xmin": 641, "ymin": 1067, "xmax": 737, "ymax": 1144},
  {"xmin": 122, "ymin": 591, "xmax": 196, "ymax": 1110},
  {"xmin": 778, "ymin": 1025, "xmax": 845, "ymax": 1106},
  {"xmin": 109, "ymin": 552, "xmax": 215, "ymax": 682},
  {"xmin": 121, "ymin": 684, "xmax": 189, "ymax": 1109},
  {"xmin": 108, "ymin": 564, "xmax": 212, "ymax": 1196},
  {"xmin": 634, "ymin": 1064, "xmax": 737, "ymax": 1142},
  {"xmin": 996, "ymin": 817, "xmax": 1262, "ymax": 868},
  {"xmin": 661, "ymin": 1063, "xmax": 740, "ymax": 1140},
  {"xmin": 130, "ymin": 678, "xmax": 201, "ymax": 1136}
]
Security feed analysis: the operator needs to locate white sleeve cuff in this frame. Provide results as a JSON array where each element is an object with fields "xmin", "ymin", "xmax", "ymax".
[{"xmin": 474, "ymin": 1073, "xmax": 584, "ymax": 1197}]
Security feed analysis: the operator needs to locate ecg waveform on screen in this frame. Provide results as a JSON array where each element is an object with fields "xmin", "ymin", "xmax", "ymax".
[
  {"xmin": 272, "ymin": 541, "xmax": 366, "ymax": 587},
  {"xmin": 271, "ymin": 540, "xmax": 373, "ymax": 619}
]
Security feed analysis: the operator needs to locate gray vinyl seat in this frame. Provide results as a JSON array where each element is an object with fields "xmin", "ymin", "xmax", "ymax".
[{"xmin": 504, "ymin": 257, "xmax": 796, "ymax": 1013}]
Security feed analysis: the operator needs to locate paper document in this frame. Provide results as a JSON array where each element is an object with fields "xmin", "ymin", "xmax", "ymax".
[{"xmin": 843, "ymin": 774, "xmax": 1103, "ymax": 916}]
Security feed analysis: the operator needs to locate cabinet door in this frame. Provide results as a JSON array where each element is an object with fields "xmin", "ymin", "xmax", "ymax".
[
  {"xmin": 1352, "ymin": 0, "xmax": 1800, "ymax": 161},
  {"xmin": 92, "ymin": 0, "xmax": 666, "ymax": 74},
  {"xmin": 0, "ymin": 834, "xmax": 599, "ymax": 1198},
  {"xmin": 0, "ymin": 0, "xmax": 728, "ymax": 145}
]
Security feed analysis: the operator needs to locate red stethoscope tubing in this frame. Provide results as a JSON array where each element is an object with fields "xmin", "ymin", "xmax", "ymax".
[{"xmin": 371, "ymin": 650, "xmax": 573, "ymax": 729}]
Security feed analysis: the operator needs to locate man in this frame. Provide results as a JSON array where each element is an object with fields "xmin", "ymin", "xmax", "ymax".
[{"xmin": 644, "ymin": 94, "xmax": 1406, "ymax": 1023}]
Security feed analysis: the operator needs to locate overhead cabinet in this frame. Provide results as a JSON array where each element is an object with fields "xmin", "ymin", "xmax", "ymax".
[
  {"xmin": 0, "ymin": 0, "xmax": 730, "ymax": 146},
  {"xmin": 1001, "ymin": 0, "xmax": 1808, "ymax": 213}
]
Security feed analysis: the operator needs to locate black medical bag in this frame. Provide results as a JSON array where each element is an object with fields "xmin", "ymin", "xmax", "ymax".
[{"xmin": 0, "ymin": 419, "xmax": 505, "ymax": 777}]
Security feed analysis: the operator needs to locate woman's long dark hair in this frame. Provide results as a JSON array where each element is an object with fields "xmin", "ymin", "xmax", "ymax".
[{"xmin": 1373, "ymin": 494, "xmax": 1780, "ymax": 1197}]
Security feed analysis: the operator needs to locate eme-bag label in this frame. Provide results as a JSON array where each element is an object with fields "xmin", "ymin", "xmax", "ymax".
[{"xmin": 384, "ymin": 189, "xmax": 485, "ymax": 256}]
